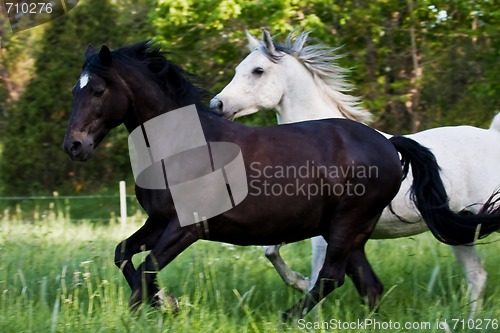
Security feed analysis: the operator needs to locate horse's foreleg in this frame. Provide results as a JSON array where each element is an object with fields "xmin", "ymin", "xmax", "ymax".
[
  {"xmin": 114, "ymin": 217, "xmax": 166, "ymax": 290},
  {"xmin": 264, "ymin": 245, "xmax": 310, "ymax": 292},
  {"xmin": 451, "ymin": 244, "xmax": 487, "ymax": 317},
  {"xmin": 346, "ymin": 248, "xmax": 384, "ymax": 308},
  {"xmin": 129, "ymin": 218, "xmax": 197, "ymax": 310}
]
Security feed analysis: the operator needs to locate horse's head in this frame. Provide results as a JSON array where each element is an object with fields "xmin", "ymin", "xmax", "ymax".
[
  {"xmin": 212, "ymin": 29, "xmax": 372, "ymax": 124},
  {"xmin": 211, "ymin": 29, "xmax": 295, "ymax": 120},
  {"xmin": 64, "ymin": 41, "xmax": 211, "ymax": 161},
  {"xmin": 63, "ymin": 45, "xmax": 131, "ymax": 161}
]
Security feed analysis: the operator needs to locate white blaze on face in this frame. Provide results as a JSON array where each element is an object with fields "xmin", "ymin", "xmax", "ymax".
[{"xmin": 79, "ymin": 73, "xmax": 90, "ymax": 89}]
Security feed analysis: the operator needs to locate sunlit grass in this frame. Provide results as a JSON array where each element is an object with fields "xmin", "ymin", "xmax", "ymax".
[{"xmin": 0, "ymin": 207, "xmax": 498, "ymax": 332}]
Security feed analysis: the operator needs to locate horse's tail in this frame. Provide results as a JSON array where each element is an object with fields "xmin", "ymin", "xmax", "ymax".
[
  {"xmin": 390, "ymin": 136, "xmax": 500, "ymax": 245},
  {"xmin": 489, "ymin": 113, "xmax": 500, "ymax": 132}
]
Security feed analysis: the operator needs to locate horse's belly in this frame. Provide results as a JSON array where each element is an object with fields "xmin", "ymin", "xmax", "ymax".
[{"xmin": 371, "ymin": 210, "xmax": 428, "ymax": 239}]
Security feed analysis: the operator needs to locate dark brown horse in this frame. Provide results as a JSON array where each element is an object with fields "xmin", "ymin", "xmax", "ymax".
[{"xmin": 62, "ymin": 41, "xmax": 500, "ymax": 320}]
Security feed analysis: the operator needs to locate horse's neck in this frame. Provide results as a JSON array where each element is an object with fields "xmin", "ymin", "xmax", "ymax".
[
  {"xmin": 122, "ymin": 81, "xmax": 202, "ymax": 133},
  {"xmin": 124, "ymin": 105, "xmax": 162, "ymax": 133},
  {"xmin": 277, "ymin": 66, "xmax": 346, "ymax": 124}
]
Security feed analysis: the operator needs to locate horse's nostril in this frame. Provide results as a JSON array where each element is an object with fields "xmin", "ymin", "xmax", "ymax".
[
  {"xmin": 210, "ymin": 98, "xmax": 223, "ymax": 112},
  {"xmin": 64, "ymin": 138, "xmax": 93, "ymax": 161},
  {"xmin": 212, "ymin": 99, "xmax": 223, "ymax": 112},
  {"xmin": 70, "ymin": 141, "xmax": 82, "ymax": 155},
  {"xmin": 217, "ymin": 100, "xmax": 224, "ymax": 112}
]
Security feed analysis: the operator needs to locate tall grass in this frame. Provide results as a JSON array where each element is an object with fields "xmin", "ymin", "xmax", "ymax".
[
  {"xmin": 0, "ymin": 192, "xmax": 142, "ymax": 224},
  {"xmin": 0, "ymin": 206, "xmax": 498, "ymax": 332}
]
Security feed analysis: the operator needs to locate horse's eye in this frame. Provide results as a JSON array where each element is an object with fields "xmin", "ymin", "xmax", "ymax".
[
  {"xmin": 93, "ymin": 89, "xmax": 104, "ymax": 97},
  {"xmin": 252, "ymin": 67, "xmax": 264, "ymax": 76}
]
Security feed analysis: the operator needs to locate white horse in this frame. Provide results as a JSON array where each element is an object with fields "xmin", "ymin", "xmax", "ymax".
[{"xmin": 211, "ymin": 29, "xmax": 500, "ymax": 315}]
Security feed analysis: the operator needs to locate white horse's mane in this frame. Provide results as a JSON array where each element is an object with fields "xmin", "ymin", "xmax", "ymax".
[{"xmin": 260, "ymin": 31, "xmax": 372, "ymax": 123}]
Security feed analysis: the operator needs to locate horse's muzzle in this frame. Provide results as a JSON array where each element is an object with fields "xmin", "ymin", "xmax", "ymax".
[
  {"xmin": 63, "ymin": 132, "xmax": 94, "ymax": 161},
  {"xmin": 210, "ymin": 97, "xmax": 235, "ymax": 120},
  {"xmin": 209, "ymin": 96, "xmax": 223, "ymax": 113}
]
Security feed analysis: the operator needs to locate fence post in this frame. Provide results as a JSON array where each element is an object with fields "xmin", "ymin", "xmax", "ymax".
[{"xmin": 119, "ymin": 181, "xmax": 127, "ymax": 226}]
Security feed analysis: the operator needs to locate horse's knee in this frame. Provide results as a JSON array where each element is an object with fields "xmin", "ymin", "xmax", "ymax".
[
  {"xmin": 315, "ymin": 274, "xmax": 345, "ymax": 295},
  {"xmin": 470, "ymin": 267, "xmax": 487, "ymax": 300},
  {"xmin": 264, "ymin": 245, "xmax": 280, "ymax": 259},
  {"xmin": 114, "ymin": 240, "xmax": 128, "ymax": 268},
  {"xmin": 451, "ymin": 244, "xmax": 488, "ymax": 301}
]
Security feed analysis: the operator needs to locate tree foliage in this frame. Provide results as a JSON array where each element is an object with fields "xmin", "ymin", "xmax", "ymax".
[
  {"xmin": 1, "ymin": 0, "xmax": 499, "ymax": 194},
  {"xmin": 151, "ymin": 0, "xmax": 500, "ymax": 132},
  {"xmin": 0, "ymin": 0, "xmax": 155, "ymax": 194}
]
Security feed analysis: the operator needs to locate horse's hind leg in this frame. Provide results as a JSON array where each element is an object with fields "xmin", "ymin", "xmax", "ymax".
[
  {"xmin": 311, "ymin": 237, "xmax": 383, "ymax": 306},
  {"xmin": 346, "ymin": 248, "xmax": 384, "ymax": 308},
  {"xmin": 282, "ymin": 215, "xmax": 379, "ymax": 321},
  {"xmin": 264, "ymin": 245, "xmax": 310, "ymax": 292},
  {"xmin": 451, "ymin": 244, "xmax": 487, "ymax": 316}
]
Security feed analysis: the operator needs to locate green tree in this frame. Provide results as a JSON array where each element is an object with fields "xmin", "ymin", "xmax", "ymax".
[
  {"xmin": 150, "ymin": 0, "xmax": 336, "ymax": 126},
  {"xmin": 2, "ymin": 0, "xmax": 499, "ymax": 194},
  {"xmin": 0, "ymin": 0, "xmax": 155, "ymax": 194},
  {"xmin": 150, "ymin": 0, "xmax": 500, "ymax": 133},
  {"xmin": 418, "ymin": 0, "xmax": 500, "ymax": 128}
]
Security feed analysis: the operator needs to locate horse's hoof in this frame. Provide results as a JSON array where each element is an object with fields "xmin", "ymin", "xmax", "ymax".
[
  {"xmin": 154, "ymin": 290, "xmax": 179, "ymax": 313},
  {"xmin": 281, "ymin": 311, "xmax": 294, "ymax": 323},
  {"xmin": 154, "ymin": 289, "xmax": 179, "ymax": 315},
  {"xmin": 129, "ymin": 301, "xmax": 144, "ymax": 315},
  {"xmin": 129, "ymin": 289, "xmax": 143, "ymax": 313}
]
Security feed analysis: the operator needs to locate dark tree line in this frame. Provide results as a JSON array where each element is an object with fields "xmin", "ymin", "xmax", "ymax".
[{"xmin": 1, "ymin": 0, "xmax": 499, "ymax": 194}]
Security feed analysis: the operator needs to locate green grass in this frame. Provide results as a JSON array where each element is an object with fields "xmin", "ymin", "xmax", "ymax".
[
  {"xmin": 0, "ymin": 211, "xmax": 499, "ymax": 332},
  {"xmin": 0, "ymin": 189, "xmax": 142, "ymax": 224}
]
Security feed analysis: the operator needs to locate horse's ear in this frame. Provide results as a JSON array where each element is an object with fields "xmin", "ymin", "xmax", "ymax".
[
  {"xmin": 246, "ymin": 30, "xmax": 261, "ymax": 51},
  {"xmin": 261, "ymin": 28, "xmax": 276, "ymax": 55},
  {"xmin": 291, "ymin": 30, "xmax": 309, "ymax": 53},
  {"xmin": 85, "ymin": 44, "xmax": 96, "ymax": 59},
  {"xmin": 99, "ymin": 45, "xmax": 112, "ymax": 66}
]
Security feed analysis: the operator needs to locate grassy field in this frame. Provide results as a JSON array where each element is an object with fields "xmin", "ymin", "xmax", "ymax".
[{"xmin": 0, "ymin": 210, "xmax": 499, "ymax": 332}]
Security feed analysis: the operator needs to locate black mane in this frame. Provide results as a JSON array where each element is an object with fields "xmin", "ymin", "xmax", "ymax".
[{"xmin": 84, "ymin": 40, "xmax": 213, "ymax": 111}]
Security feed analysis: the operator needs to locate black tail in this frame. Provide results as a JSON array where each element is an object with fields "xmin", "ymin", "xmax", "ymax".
[{"xmin": 390, "ymin": 136, "xmax": 500, "ymax": 245}]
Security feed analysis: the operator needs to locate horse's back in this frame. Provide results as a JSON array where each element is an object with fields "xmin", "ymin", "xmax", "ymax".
[{"xmin": 409, "ymin": 125, "xmax": 500, "ymax": 209}]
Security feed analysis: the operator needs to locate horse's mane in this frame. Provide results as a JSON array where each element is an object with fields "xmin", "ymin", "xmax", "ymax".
[
  {"xmin": 259, "ymin": 31, "xmax": 372, "ymax": 123},
  {"xmin": 84, "ymin": 40, "xmax": 213, "ymax": 112}
]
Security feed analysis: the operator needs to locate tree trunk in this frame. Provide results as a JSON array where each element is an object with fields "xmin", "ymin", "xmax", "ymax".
[{"xmin": 406, "ymin": 0, "xmax": 422, "ymax": 133}]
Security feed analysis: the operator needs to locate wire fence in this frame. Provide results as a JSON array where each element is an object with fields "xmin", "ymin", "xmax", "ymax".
[{"xmin": 0, "ymin": 181, "xmax": 144, "ymax": 224}]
